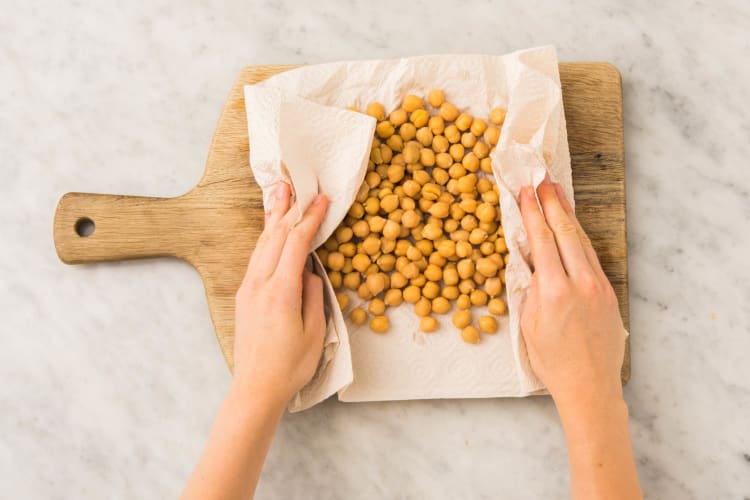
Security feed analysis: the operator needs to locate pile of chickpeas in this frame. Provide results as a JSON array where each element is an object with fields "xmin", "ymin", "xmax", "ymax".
[{"xmin": 316, "ymin": 89, "xmax": 509, "ymax": 344}]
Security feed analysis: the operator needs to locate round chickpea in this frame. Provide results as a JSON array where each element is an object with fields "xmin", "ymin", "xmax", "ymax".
[
  {"xmin": 424, "ymin": 263, "xmax": 443, "ymax": 282},
  {"xmin": 488, "ymin": 298, "xmax": 507, "ymax": 315},
  {"xmin": 456, "ymin": 294, "xmax": 471, "ymax": 310},
  {"xmin": 470, "ymin": 289, "xmax": 488, "ymax": 306},
  {"xmin": 449, "ymin": 143, "xmax": 465, "ymax": 162},
  {"xmin": 384, "ymin": 288, "xmax": 403, "ymax": 307},
  {"xmin": 327, "ymin": 252, "xmax": 345, "ymax": 271},
  {"xmin": 484, "ymin": 126, "xmax": 500, "ymax": 145},
  {"xmin": 443, "ymin": 266, "xmax": 459, "ymax": 286},
  {"xmin": 366, "ymin": 273, "xmax": 387, "ymax": 295},
  {"xmin": 403, "ymin": 94, "xmax": 424, "ymax": 112},
  {"xmin": 366, "ymin": 102, "xmax": 386, "ymax": 121},
  {"xmin": 422, "ymin": 281, "xmax": 440, "ymax": 300},
  {"xmin": 444, "ymin": 124, "xmax": 461, "ymax": 144},
  {"xmin": 428, "ymin": 89, "xmax": 445, "ymax": 107},
  {"xmin": 358, "ymin": 283, "xmax": 373, "ymax": 300},
  {"xmin": 452, "ymin": 309, "xmax": 472, "ymax": 329},
  {"xmin": 432, "ymin": 297, "xmax": 451, "ymax": 314},
  {"xmin": 440, "ymin": 102, "xmax": 459, "ymax": 121},
  {"xmin": 414, "ymin": 297, "xmax": 431, "ymax": 316},
  {"xmin": 428, "ymin": 116, "xmax": 445, "ymax": 135},
  {"xmin": 370, "ymin": 316, "xmax": 390, "ymax": 333},
  {"xmin": 490, "ymin": 107, "xmax": 507, "ymax": 125},
  {"xmin": 473, "ymin": 141, "xmax": 490, "ymax": 159},
  {"xmin": 470, "ymin": 118, "xmax": 487, "ymax": 137},
  {"xmin": 461, "ymin": 326, "xmax": 480, "ymax": 344},
  {"xmin": 350, "ymin": 307, "xmax": 367, "ymax": 325},
  {"xmin": 410, "ymin": 109, "xmax": 429, "ymax": 128},
  {"xmin": 420, "ymin": 316, "xmax": 439, "ymax": 333},
  {"xmin": 390, "ymin": 271, "xmax": 408, "ymax": 289},
  {"xmin": 376, "ymin": 120, "xmax": 395, "ymax": 139},
  {"xmin": 462, "ymin": 152, "xmax": 479, "ymax": 172},
  {"xmin": 390, "ymin": 108, "xmax": 407, "ymax": 126},
  {"xmin": 478, "ymin": 315, "xmax": 498, "ymax": 334},
  {"xmin": 457, "ymin": 258, "xmax": 475, "ymax": 279},
  {"xmin": 420, "ymin": 148, "xmax": 436, "ymax": 167},
  {"xmin": 484, "ymin": 277, "xmax": 502, "ymax": 297},
  {"xmin": 441, "ymin": 285, "xmax": 459, "ymax": 300},
  {"xmin": 461, "ymin": 132, "xmax": 477, "ymax": 149},
  {"xmin": 343, "ymin": 272, "xmax": 361, "ymax": 290},
  {"xmin": 400, "ymin": 122, "xmax": 417, "ymax": 141},
  {"xmin": 469, "ymin": 228, "xmax": 488, "ymax": 245},
  {"xmin": 432, "ymin": 135, "xmax": 449, "ymax": 153},
  {"xmin": 455, "ymin": 113, "xmax": 472, "ymax": 131},
  {"xmin": 368, "ymin": 298, "xmax": 386, "ymax": 316},
  {"xmin": 476, "ymin": 257, "xmax": 499, "ymax": 277}
]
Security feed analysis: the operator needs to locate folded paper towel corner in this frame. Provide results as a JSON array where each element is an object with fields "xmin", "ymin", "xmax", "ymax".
[{"xmin": 244, "ymin": 45, "xmax": 573, "ymax": 412}]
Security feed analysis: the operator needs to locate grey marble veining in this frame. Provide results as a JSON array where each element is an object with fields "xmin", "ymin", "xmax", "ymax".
[{"xmin": 1, "ymin": 0, "xmax": 749, "ymax": 498}]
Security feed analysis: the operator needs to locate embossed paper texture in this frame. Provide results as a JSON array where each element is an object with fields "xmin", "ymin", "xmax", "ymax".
[{"xmin": 244, "ymin": 46, "xmax": 572, "ymax": 411}]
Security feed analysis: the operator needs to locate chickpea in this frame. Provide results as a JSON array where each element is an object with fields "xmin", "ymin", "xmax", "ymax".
[
  {"xmin": 488, "ymin": 298, "xmax": 507, "ymax": 315},
  {"xmin": 454, "ymin": 241, "xmax": 471, "ymax": 259},
  {"xmin": 327, "ymin": 252, "xmax": 345, "ymax": 271},
  {"xmin": 422, "ymin": 281, "xmax": 440, "ymax": 300},
  {"xmin": 424, "ymin": 263, "xmax": 443, "ymax": 281},
  {"xmin": 458, "ymin": 279, "xmax": 475, "ymax": 295},
  {"xmin": 317, "ymin": 247, "xmax": 329, "ymax": 264},
  {"xmin": 387, "ymin": 165, "xmax": 405, "ymax": 184},
  {"xmin": 484, "ymin": 126, "xmax": 500, "ymax": 145},
  {"xmin": 479, "ymin": 241, "xmax": 495, "ymax": 256},
  {"xmin": 428, "ymin": 251, "xmax": 446, "ymax": 267},
  {"xmin": 457, "ymin": 174, "xmax": 477, "ymax": 194},
  {"xmin": 370, "ymin": 315, "xmax": 390, "ymax": 333},
  {"xmin": 399, "ymin": 209, "xmax": 419, "ymax": 229},
  {"xmin": 382, "ymin": 288, "xmax": 402, "ymax": 307},
  {"xmin": 390, "ymin": 271, "xmax": 407, "ymax": 289},
  {"xmin": 441, "ymin": 285, "xmax": 459, "ymax": 300},
  {"xmin": 478, "ymin": 315, "xmax": 498, "ymax": 334},
  {"xmin": 500, "ymin": 268, "xmax": 506, "ymax": 283},
  {"xmin": 476, "ymin": 257, "xmax": 499, "ymax": 277},
  {"xmin": 482, "ymin": 189, "xmax": 499, "ymax": 204},
  {"xmin": 358, "ymin": 283, "xmax": 373, "ymax": 300},
  {"xmin": 461, "ymin": 132, "xmax": 477, "ymax": 148},
  {"xmin": 390, "ymin": 209, "xmax": 405, "ymax": 225},
  {"xmin": 475, "ymin": 202, "xmax": 496, "ymax": 223},
  {"xmin": 355, "ymin": 182, "xmax": 369, "ymax": 203},
  {"xmin": 460, "ymin": 214, "xmax": 478, "ymax": 231},
  {"xmin": 427, "ymin": 88, "xmax": 445, "ymax": 107},
  {"xmin": 462, "ymin": 152, "xmax": 479, "ymax": 172},
  {"xmin": 410, "ymin": 109, "xmax": 429, "ymax": 128},
  {"xmin": 350, "ymin": 307, "xmax": 367, "ymax": 325},
  {"xmin": 387, "ymin": 134, "xmax": 404, "ymax": 152},
  {"xmin": 326, "ymin": 270, "xmax": 341, "ymax": 289},
  {"xmin": 470, "ymin": 289, "xmax": 488, "ymax": 306},
  {"xmin": 436, "ymin": 239, "xmax": 456, "ymax": 258},
  {"xmin": 421, "ymin": 183, "xmax": 441, "ymax": 201},
  {"xmin": 473, "ymin": 141, "xmax": 490, "ymax": 159},
  {"xmin": 376, "ymin": 254, "xmax": 396, "ymax": 272},
  {"xmin": 402, "ymin": 262, "xmax": 420, "ymax": 279},
  {"xmin": 377, "ymin": 193, "xmax": 397, "ymax": 213},
  {"xmin": 484, "ymin": 277, "xmax": 502, "ymax": 297},
  {"xmin": 451, "ymin": 229, "xmax": 470, "ymax": 242},
  {"xmin": 399, "ymin": 196, "xmax": 415, "ymax": 211},
  {"xmin": 449, "ymin": 143, "xmax": 465, "ymax": 162},
  {"xmin": 455, "ymin": 113, "xmax": 472, "ymax": 131},
  {"xmin": 363, "ymin": 197, "xmax": 380, "ymax": 215},
  {"xmin": 428, "ymin": 116, "xmax": 445, "ymax": 135},
  {"xmin": 435, "ymin": 152, "xmax": 453, "ymax": 169},
  {"xmin": 392, "ymin": 152, "xmax": 405, "ymax": 165},
  {"xmin": 444, "ymin": 218, "xmax": 459, "ymax": 234},
  {"xmin": 404, "ymin": 245, "xmax": 421, "ymax": 262},
  {"xmin": 343, "ymin": 272, "xmax": 360, "ymax": 290},
  {"xmin": 413, "ymin": 170, "xmax": 431, "ymax": 186},
  {"xmin": 432, "ymin": 135, "xmax": 449, "ymax": 153},
  {"xmin": 410, "ymin": 274, "xmax": 427, "ymax": 287},
  {"xmin": 422, "ymin": 223, "xmax": 443, "ymax": 241},
  {"xmin": 470, "ymin": 118, "xmax": 487, "ymax": 137},
  {"xmin": 444, "ymin": 124, "xmax": 461, "ymax": 144},
  {"xmin": 376, "ymin": 120, "xmax": 395, "ymax": 139},
  {"xmin": 433, "ymin": 167, "xmax": 450, "ymax": 185},
  {"xmin": 495, "ymin": 237, "xmax": 508, "ymax": 253},
  {"xmin": 416, "ymin": 127, "xmax": 433, "ymax": 147},
  {"xmin": 362, "ymin": 236, "xmax": 381, "ymax": 255},
  {"xmin": 479, "ymin": 157, "xmax": 493, "ymax": 174},
  {"xmin": 420, "ymin": 148, "xmax": 436, "ymax": 167},
  {"xmin": 352, "ymin": 220, "xmax": 369, "ymax": 239},
  {"xmin": 415, "ymin": 239, "xmax": 433, "ymax": 256},
  {"xmin": 366, "ymin": 273, "xmax": 386, "ymax": 295},
  {"xmin": 366, "ymin": 102, "xmax": 386, "ymax": 121},
  {"xmin": 443, "ymin": 265, "xmax": 459, "ymax": 286},
  {"xmin": 382, "ymin": 220, "xmax": 401, "ymax": 240},
  {"xmin": 456, "ymin": 294, "xmax": 471, "ymax": 310},
  {"xmin": 469, "ymin": 228, "xmax": 488, "ymax": 245},
  {"xmin": 440, "ymin": 102, "xmax": 459, "ymax": 121},
  {"xmin": 339, "ymin": 242, "xmax": 356, "ymax": 257},
  {"xmin": 489, "ymin": 107, "xmax": 507, "ymax": 125},
  {"xmin": 429, "ymin": 297, "xmax": 449, "ymax": 314},
  {"xmin": 414, "ymin": 297, "xmax": 431, "ymax": 316},
  {"xmin": 400, "ymin": 122, "xmax": 417, "ymax": 141},
  {"xmin": 461, "ymin": 326, "xmax": 481, "ymax": 344},
  {"xmin": 381, "ymin": 238, "xmax": 397, "ymax": 254},
  {"xmin": 395, "ymin": 240, "xmax": 411, "ymax": 257},
  {"xmin": 457, "ymin": 258, "xmax": 475, "ymax": 279},
  {"xmin": 419, "ymin": 316, "xmax": 439, "ymax": 333},
  {"xmin": 403, "ymin": 94, "xmax": 424, "ymax": 112},
  {"xmin": 452, "ymin": 309, "xmax": 472, "ymax": 329},
  {"xmin": 370, "ymin": 147, "xmax": 383, "ymax": 165}
]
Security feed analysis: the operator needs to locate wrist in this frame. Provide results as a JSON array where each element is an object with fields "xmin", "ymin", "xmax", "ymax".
[
  {"xmin": 228, "ymin": 378, "xmax": 289, "ymax": 417},
  {"xmin": 553, "ymin": 381, "xmax": 626, "ymax": 430}
]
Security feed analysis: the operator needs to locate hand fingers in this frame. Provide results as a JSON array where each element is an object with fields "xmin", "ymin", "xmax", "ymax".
[
  {"xmin": 245, "ymin": 182, "xmax": 295, "ymax": 280},
  {"xmin": 536, "ymin": 180, "xmax": 590, "ymax": 277},
  {"xmin": 519, "ymin": 185, "xmax": 564, "ymax": 279},
  {"xmin": 276, "ymin": 194, "xmax": 329, "ymax": 279},
  {"xmin": 552, "ymin": 183, "xmax": 608, "ymax": 281},
  {"xmin": 301, "ymin": 270, "xmax": 326, "ymax": 342}
]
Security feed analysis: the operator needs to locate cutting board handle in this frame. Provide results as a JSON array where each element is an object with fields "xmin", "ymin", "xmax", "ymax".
[{"xmin": 53, "ymin": 192, "xmax": 191, "ymax": 264}]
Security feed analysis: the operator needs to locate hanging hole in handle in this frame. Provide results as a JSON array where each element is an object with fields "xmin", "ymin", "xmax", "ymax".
[{"xmin": 75, "ymin": 217, "xmax": 95, "ymax": 237}]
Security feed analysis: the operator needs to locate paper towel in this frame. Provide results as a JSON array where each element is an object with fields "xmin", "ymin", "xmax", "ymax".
[{"xmin": 244, "ymin": 45, "xmax": 572, "ymax": 411}]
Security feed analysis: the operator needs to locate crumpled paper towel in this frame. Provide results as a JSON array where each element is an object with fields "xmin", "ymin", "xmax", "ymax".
[{"xmin": 244, "ymin": 45, "xmax": 572, "ymax": 411}]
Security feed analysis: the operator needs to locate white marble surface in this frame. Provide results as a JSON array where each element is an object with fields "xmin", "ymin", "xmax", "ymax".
[{"xmin": 1, "ymin": 0, "xmax": 748, "ymax": 498}]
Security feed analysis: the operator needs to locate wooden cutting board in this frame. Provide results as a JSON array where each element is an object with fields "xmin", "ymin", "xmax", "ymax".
[{"xmin": 53, "ymin": 62, "xmax": 630, "ymax": 383}]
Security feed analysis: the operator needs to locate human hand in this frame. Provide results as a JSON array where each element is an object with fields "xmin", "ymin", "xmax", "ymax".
[
  {"xmin": 519, "ymin": 178, "xmax": 626, "ymax": 411},
  {"xmin": 233, "ymin": 181, "xmax": 329, "ymax": 409}
]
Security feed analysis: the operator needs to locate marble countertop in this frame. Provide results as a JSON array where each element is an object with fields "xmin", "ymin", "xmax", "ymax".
[{"xmin": 2, "ymin": 1, "xmax": 748, "ymax": 498}]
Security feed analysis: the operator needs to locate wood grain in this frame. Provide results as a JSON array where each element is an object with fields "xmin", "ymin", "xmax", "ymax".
[{"xmin": 53, "ymin": 62, "xmax": 629, "ymax": 383}]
